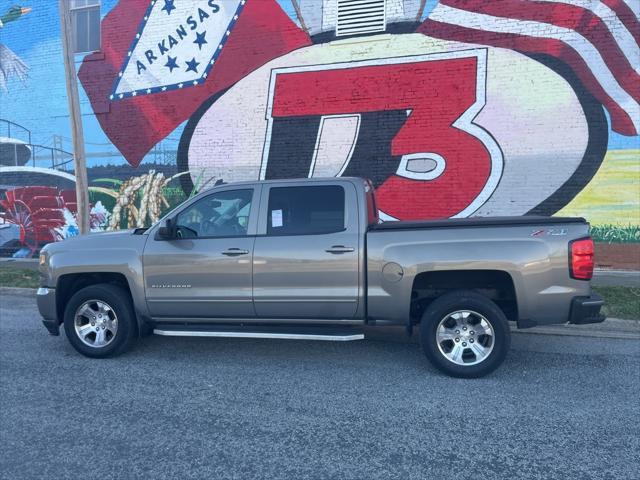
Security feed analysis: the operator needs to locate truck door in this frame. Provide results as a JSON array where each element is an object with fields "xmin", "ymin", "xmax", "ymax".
[
  {"xmin": 252, "ymin": 182, "xmax": 360, "ymax": 319},
  {"xmin": 143, "ymin": 186, "xmax": 259, "ymax": 319}
]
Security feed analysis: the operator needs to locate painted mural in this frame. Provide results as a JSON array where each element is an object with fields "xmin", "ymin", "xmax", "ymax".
[{"xmin": 0, "ymin": 0, "xmax": 638, "ymax": 261}]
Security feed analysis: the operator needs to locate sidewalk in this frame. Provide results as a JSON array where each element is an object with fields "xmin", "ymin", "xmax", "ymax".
[
  {"xmin": 592, "ymin": 269, "xmax": 640, "ymax": 287},
  {"xmin": 0, "ymin": 258, "xmax": 39, "ymax": 271},
  {"xmin": 2, "ymin": 257, "xmax": 638, "ymax": 286}
]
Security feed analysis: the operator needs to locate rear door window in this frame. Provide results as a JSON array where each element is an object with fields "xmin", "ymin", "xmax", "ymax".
[{"xmin": 267, "ymin": 186, "xmax": 345, "ymax": 236}]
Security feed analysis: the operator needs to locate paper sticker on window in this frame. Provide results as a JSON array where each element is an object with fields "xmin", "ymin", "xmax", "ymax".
[{"xmin": 271, "ymin": 209, "xmax": 283, "ymax": 228}]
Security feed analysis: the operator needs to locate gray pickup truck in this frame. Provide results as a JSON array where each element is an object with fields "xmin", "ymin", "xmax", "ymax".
[{"xmin": 37, "ymin": 177, "xmax": 604, "ymax": 377}]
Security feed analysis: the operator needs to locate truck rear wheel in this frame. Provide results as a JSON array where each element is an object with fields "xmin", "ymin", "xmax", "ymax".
[
  {"xmin": 419, "ymin": 290, "xmax": 510, "ymax": 378},
  {"xmin": 63, "ymin": 284, "xmax": 137, "ymax": 358}
]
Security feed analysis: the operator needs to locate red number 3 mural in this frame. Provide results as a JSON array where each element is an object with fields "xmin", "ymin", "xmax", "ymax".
[{"xmin": 262, "ymin": 50, "xmax": 503, "ymax": 220}]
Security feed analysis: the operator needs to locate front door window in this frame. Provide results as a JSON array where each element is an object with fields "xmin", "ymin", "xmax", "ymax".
[{"xmin": 175, "ymin": 189, "xmax": 253, "ymax": 238}]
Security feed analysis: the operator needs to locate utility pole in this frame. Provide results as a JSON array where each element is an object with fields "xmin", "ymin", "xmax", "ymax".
[{"xmin": 59, "ymin": 0, "xmax": 90, "ymax": 234}]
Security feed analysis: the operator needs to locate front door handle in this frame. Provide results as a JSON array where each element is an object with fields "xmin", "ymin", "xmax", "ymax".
[
  {"xmin": 222, "ymin": 248, "xmax": 249, "ymax": 256},
  {"xmin": 325, "ymin": 245, "xmax": 355, "ymax": 254}
]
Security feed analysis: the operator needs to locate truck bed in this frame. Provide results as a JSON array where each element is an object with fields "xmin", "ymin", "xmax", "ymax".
[{"xmin": 366, "ymin": 214, "xmax": 591, "ymax": 327}]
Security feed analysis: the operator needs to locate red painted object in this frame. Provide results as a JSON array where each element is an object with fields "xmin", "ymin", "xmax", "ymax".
[{"xmin": 0, "ymin": 187, "xmax": 91, "ymax": 255}]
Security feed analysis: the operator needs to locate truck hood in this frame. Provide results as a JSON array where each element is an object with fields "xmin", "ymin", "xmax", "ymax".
[
  {"xmin": 39, "ymin": 228, "xmax": 149, "ymax": 289},
  {"xmin": 42, "ymin": 229, "xmax": 144, "ymax": 255}
]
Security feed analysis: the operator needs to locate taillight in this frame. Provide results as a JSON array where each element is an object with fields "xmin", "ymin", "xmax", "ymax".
[{"xmin": 569, "ymin": 237, "xmax": 594, "ymax": 280}]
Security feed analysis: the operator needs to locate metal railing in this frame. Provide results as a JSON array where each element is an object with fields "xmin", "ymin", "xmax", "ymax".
[
  {"xmin": 0, "ymin": 119, "xmax": 74, "ymax": 172},
  {"xmin": 28, "ymin": 144, "xmax": 75, "ymax": 171},
  {"xmin": 0, "ymin": 118, "xmax": 32, "ymax": 145}
]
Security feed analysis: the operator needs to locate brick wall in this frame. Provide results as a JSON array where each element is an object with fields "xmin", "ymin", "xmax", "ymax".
[{"xmin": 0, "ymin": 0, "xmax": 638, "ymax": 258}]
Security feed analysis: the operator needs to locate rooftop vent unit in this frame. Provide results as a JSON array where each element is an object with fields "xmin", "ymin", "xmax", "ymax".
[{"xmin": 336, "ymin": 0, "xmax": 387, "ymax": 37}]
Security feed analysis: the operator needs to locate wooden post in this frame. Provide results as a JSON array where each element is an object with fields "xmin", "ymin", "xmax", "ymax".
[{"xmin": 59, "ymin": 0, "xmax": 90, "ymax": 234}]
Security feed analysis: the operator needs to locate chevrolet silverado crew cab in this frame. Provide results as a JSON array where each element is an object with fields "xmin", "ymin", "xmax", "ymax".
[{"xmin": 37, "ymin": 177, "xmax": 604, "ymax": 377}]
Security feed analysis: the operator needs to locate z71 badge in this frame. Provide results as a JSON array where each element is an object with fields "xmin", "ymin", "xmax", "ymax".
[{"xmin": 531, "ymin": 229, "xmax": 567, "ymax": 237}]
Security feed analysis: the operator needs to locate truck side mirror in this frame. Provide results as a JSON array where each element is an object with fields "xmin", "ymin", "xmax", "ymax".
[{"xmin": 157, "ymin": 218, "xmax": 176, "ymax": 240}]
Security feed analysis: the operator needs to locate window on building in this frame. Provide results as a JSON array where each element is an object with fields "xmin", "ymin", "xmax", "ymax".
[
  {"xmin": 336, "ymin": 0, "xmax": 386, "ymax": 37},
  {"xmin": 267, "ymin": 186, "xmax": 345, "ymax": 236},
  {"xmin": 70, "ymin": 0, "xmax": 101, "ymax": 53}
]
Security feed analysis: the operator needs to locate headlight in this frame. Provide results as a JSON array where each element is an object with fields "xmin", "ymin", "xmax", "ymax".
[{"xmin": 39, "ymin": 253, "xmax": 47, "ymax": 266}]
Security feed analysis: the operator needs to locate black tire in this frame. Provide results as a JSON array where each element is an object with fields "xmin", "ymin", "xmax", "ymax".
[
  {"xmin": 63, "ymin": 284, "xmax": 137, "ymax": 358},
  {"xmin": 419, "ymin": 290, "xmax": 510, "ymax": 378}
]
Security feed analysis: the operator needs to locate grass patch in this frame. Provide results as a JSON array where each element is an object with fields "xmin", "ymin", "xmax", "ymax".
[
  {"xmin": 593, "ymin": 286, "xmax": 640, "ymax": 320},
  {"xmin": 590, "ymin": 224, "xmax": 640, "ymax": 243},
  {"xmin": 0, "ymin": 267, "xmax": 39, "ymax": 288},
  {"xmin": 0, "ymin": 267, "xmax": 637, "ymax": 319}
]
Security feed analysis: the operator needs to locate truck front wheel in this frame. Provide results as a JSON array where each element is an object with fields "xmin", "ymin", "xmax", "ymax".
[
  {"xmin": 63, "ymin": 284, "xmax": 137, "ymax": 358},
  {"xmin": 419, "ymin": 290, "xmax": 510, "ymax": 378}
]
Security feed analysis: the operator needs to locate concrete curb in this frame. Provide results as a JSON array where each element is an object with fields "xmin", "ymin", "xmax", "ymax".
[
  {"xmin": 510, "ymin": 320, "xmax": 640, "ymax": 340},
  {"xmin": 0, "ymin": 259, "xmax": 38, "ymax": 271},
  {"xmin": 593, "ymin": 269, "xmax": 640, "ymax": 287},
  {"xmin": 2, "ymin": 260, "xmax": 638, "ymax": 284},
  {"xmin": 2, "ymin": 286, "xmax": 638, "ymax": 340},
  {"xmin": 364, "ymin": 319, "xmax": 640, "ymax": 343},
  {"xmin": 0, "ymin": 286, "xmax": 38, "ymax": 296}
]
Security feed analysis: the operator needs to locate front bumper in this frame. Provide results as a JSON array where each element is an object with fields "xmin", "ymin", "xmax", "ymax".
[
  {"xmin": 568, "ymin": 293, "xmax": 606, "ymax": 325},
  {"xmin": 36, "ymin": 287, "xmax": 59, "ymax": 335}
]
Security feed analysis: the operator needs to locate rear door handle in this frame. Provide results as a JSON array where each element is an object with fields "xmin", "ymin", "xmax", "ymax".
[
  {"xmin": 222, "ymin": 248, "xmax": 249, "ymax": 256},
  {"xmin": 325, "ymin": 245, "xmax": 355, "ymax": 254}
]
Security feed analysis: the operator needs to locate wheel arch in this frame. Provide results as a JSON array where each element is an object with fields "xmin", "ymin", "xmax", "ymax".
[
  {"xmin": 55, "ymin": 272, "xmax": 141, "ymax": 334},
  {"xmin": 410, "ymin": 269, "xmax": 518, "ymax": 324}
]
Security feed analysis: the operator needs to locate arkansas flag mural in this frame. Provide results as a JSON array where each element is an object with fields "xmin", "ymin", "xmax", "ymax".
[
  {"xmin": 110, "ymin": 0, "xmax": 247, "ymax": 98},
  {"xmin": 78, "ymin": 0, "xmax": 311, "ymax": 169},
  {"xmin": 78, "ymin": 0, "xmax": 639, "ymax": 222}
]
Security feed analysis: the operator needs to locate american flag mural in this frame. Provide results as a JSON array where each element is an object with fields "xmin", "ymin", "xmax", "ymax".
[{"xmin": 421, "ymin": 0, "xmax": 640, "ymax": 136}]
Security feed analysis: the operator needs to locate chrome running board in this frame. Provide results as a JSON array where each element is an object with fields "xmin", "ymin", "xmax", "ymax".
[{"xmin": 153, "ymin": 329, "xmax": 364, "ymax": 341}]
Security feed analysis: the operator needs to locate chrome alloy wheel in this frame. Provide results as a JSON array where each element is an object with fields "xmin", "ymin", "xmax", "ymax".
[
  {"xmin": 74, "ymin": 300, "xmax": 118, "ymax": 348},
  {"xmin": 436, "ymin": 310, "xmax": 495, "ymax": 366}
]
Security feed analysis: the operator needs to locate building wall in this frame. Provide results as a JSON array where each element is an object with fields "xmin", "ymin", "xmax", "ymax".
[{"xmin": 0, "ymin": 0, "xmax": 638, "ymax": 263}]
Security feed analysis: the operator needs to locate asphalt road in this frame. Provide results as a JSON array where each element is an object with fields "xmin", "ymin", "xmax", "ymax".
[{"xmin": 1, "ymin": 290, "xmax": 639, "ymax": 480}]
